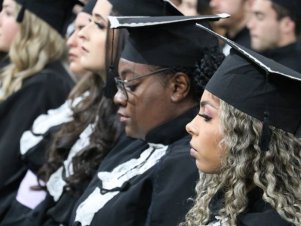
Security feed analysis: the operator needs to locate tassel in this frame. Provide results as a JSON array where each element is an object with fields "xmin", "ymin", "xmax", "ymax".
[
  {"xmin": 295, "ymin": 124, "xmax": 301, "ymax": 138},
  {"xmin": 16, "ymin": 5, "xmax": 26, "ymax": 23},
  {"xmin": 104, "ymin": 64, "xmax": 118, "ymax": 98},
  {"xmin": 259, "ymin": 111, "xmax": 272, "ymax": 152}
]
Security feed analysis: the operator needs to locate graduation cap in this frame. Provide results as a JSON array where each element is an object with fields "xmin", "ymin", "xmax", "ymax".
[
  {"xmin": 15, "ymin": 0, "xmax": 80, "ymax": 35},
  {"xmin": 195, "ymin": 23, "xmax": 301, "ymax": 148},
  {"xmin": 82, "ymin": 0, "xmax": 97, "ymax": 15},
  {"xmin": 108, "ymin": 0, "xmax": 182, "ymax": 16},
  {"xmin": 108, "ymin": 14, "xmax": 229, "ymax": 67},
  {"xmin": 271, "ymin": 0, "xmax": 301, "ymax": 21},
  {"xmin": 104, "ymin": 0, "xmax": 184, "ymax": 98}
]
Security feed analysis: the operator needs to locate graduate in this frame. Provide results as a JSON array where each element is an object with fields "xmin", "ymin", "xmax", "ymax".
[
  {"xmin": 0, "ymin": 0, "xmax": 76, "ymax": 218},
  {"xmin": 0, "ymin": 0, "xmax": 125, "ymax": 225},
  {"xmin": 69, "ymin": 6, "xmax": 226, "ymax": 226},
  {"xmin": 183, "ymin": 24, "xmax": 301, "ymax": 226}
]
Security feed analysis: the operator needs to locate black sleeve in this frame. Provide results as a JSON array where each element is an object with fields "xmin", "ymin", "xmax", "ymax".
[
  {"xmin": 145, "ymin": 141, "xmax": 198, "ymax": 226},
  {"xmin": 0, "ymin": 70, "xmax": 73, "ymax": 217}
]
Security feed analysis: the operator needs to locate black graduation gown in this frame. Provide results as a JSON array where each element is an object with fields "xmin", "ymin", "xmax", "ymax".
[
  {"xmin": 0, "ymin": 134, "xmax": 143, "ymax": 226},
  {"xmin": 260, "ymin": 42, "xmax": 301, "ymax": 73},
  {"xmin": 0, "ymin": 96, "xmax": 88, "ymax": 226},
  {"xmin": 207, "ymin": 188, "xmax": 295, "ymax": 226},
  {"xmin": 69, "ymin": 107, "xmax": 199, "ymax": 226},
  {"xmin": 0, "ymin": 61, "xmax": 74, "ymax": 219}
]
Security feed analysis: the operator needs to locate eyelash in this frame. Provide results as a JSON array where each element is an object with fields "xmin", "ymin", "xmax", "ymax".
[
  {"xmin": 198, "ymin": 113, "xmax": 212, "ymax": 122},
  {"xmin": 125, "ymin": 83, "xmax": 138, "ymax": 92},
  {"xmin": 94, "ymin": 22, "xmax": 106, "ymax": 30}
]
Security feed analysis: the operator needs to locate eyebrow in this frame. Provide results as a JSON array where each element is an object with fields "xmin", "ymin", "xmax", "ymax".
[
  {"xmin": 200, "ymin": 100, "xmax": 218, "ymax": 110},
  {"xmin": 93, "ymin": 13, "xmax": 106, "ymax": 22}
]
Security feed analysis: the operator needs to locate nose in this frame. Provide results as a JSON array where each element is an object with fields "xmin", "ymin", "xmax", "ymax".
[
  {"xmin": 247, "ymin": 16, "xmax": 255, "ymax": 30},
  {"xmin": 186, "ymin": 119, "xmax": 197, "ymax": 136},
  {"xmin": 67, "ymin": 31, "xmax": 77, "ymax": 48},
  {"xmin": 113, "ymin": 89, "xmax": 127, "ymax": 106},
  {"xmin": 78, "ymin": 22, "xmax": 91, "ymax": 42}
]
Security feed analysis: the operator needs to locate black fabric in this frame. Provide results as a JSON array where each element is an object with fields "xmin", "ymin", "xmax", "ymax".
[
  {"xmin": 15, "ymin": 0, "xmax": 78, "ymax": 35},
  {"xmin": 109, "ymin": 0, "xmax": 182, "ymax": 16},
  {"xmin": 21, "ymin": 125, "xmax": 63, "ymax": 174},
  {"xmin": 0, "ymin": 61, "xmax": 74, "ymax": 220},
  {"xmin": 260, "ymin": 42, "xmax": 301, "ymax": 73},
  {"xmin": 82, "ymin": 0, "xmax": 97, "ymax": 15},
  {"xmin": 0, "ymin": 133, "xmax": 136, "ymax": 226},
  {"xmin": 207, "ymin": 188, "xmax": 294, "ymax": 225},
  {"xmin": 69, "ymin": 107, "xmax": 199, "ymax": 226},
  {"xmin": 110, "ymin": 15, "xmax": 224, "ymax": 67}
]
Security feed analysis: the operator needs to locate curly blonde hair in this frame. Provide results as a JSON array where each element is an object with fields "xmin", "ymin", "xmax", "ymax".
[
  {"xmin": 181, "ymin": 100, "xmax": 301, "ymax": 226},
  {"xmin": 0, "ymin": 3, "xmax": 67, "ymax": 101}
]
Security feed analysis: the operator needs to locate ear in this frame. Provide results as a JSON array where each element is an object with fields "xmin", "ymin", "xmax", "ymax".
[
  {"xmin": 280, "ymin": 16, "xmax": 295, "ymax": 35},
  {"xmin": 169, "ymin": 72, "xmax": 190, "ymax": 102}
]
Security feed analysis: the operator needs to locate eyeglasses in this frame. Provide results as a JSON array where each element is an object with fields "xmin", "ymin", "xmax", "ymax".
[{"xmin": 114, "ymin": 68, "xmax": 169, "ymax": 101}]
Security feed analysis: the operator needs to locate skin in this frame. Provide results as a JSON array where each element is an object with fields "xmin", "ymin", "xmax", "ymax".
[
  {"xmin": 186, "ymin": 90, "xmax": 225, "ymax": 173},
  {"xmin": 177, "ymin": 0, "xmax": 199, "ymax": 16},
  {"xmin": 67, "ymin": 12, "xmax": 91, "ymax": 77},
  {"xmin": 209, "ymin": 0, "xmax": 251, "ymax": 37},
  {"xmin": 114, "ymin": 58, "xmax": 195, "ymax": 140},
  {"xmin": 247, "ymin": 0, "xmax": 296, "ymax": 51},
  {"xmin": 78, "ymin": 0, "xmax": 112, "ymax": 74},
  {"xmin": 0, "ymin": 0, "xmax": 19, "ymax": 52}
]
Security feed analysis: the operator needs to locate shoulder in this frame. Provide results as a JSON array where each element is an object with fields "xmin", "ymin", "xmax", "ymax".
[
  {"xmin": 237, "ymin": 199, "xmax": 295, "ymax": 226},
  {"xmin": 24, "ymin": 61, "xmax": 74, "ymax": 88}
]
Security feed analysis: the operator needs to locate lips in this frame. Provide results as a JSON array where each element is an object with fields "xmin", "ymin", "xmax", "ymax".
[
  {"xmin": 189, "ymin": 143, "xmax": 198, "ymax": 157},
  {"xmin": 68, "ymin": 52, "xmax": 78, "ymax": 62},
  {"xmin": 117, "ymin": 112, "xmax": 130, "ymax": 123}
]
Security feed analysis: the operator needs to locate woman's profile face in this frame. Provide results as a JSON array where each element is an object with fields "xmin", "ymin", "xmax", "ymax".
[
  {"xmin": 78, "ymin": 0, "xmax": 111, "ymax": 73},
  {"xmin": 114, "ymin": 58, "xmax": 177, "ymax": 139},
  {"xmin": 0, "ymin": 0, "xmax": 19, "ymax": 52},
  {"xmin": 67, "ymin": 12, "xmax": 91, "ymax": 77},
  {"xmin": 186, "ymin": 90, "xmax": 225, "ymax": 173}
]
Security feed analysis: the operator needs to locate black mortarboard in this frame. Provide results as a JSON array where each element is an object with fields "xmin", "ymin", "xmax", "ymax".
[
  {"xmin": 82, "ymin": 0, "xmax": 97, "ymax": 15},
  {"xmin": 196, "ymin": 23, "xmax": 301, "ymax": 146},
  {"xmin": 108, "ymin": 14, "xmax": 228, "ymax": 67},
  {"xmin": 15, "ymin": 0, "xmax": 79, "ymax": 35},
  {"xmin": 271, "ymin": 0, "xmax": 301, "ymax": 21},
  {"xmin": 108, "ymin": 0, "xmax": 182, "ymax": 16}
]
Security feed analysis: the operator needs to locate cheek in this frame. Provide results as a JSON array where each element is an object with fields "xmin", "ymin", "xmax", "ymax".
[
  {"xmin": 0, "ymin": 22, "xmax": 18, "ymax": 50},
  {"xmin": 196, "ymin": 128, "xmax": 224, "ymax": 172},
  {"xmin": 92, "ymin": 35, "xmax": 106, "ymax": 67}
]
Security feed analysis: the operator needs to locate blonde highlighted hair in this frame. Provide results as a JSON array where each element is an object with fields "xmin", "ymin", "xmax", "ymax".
[
  {"xmin": 181, "ymin": 100, "xmax": 301, "ymax": 226},
  {"xmin": 0, "ymin": 3, "xmax": 67, "ymax": 100}
]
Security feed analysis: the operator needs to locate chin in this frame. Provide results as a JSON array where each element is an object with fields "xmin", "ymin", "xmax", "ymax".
[{"xmin": 125, "ymin": 127, "xmax": 143, "ymax": 139}]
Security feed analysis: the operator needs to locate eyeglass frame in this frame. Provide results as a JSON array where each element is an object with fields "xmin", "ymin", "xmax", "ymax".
[{"xmin": 114, "ymin": 67, "xmax": 170, "ymax": 101}]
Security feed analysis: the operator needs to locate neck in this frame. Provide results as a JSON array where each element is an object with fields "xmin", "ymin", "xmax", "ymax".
[{"xmin": 277, "ymin": 34, "xmax": 297, "ymax": 48}]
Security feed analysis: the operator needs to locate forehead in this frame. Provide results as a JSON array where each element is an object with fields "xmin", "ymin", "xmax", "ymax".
[
  {"xmin": 92, "ymin": 0, "xmax": 112, "ymax": 19},
  {"xmin": 118, "ymin": 58, "xmax": 152, "ymax": 72},
  {"xmin": 75, "ymin": 12, "xmax": 90, "ymax": 24},
  {"xmin": 3, "ymin": 0, "xmax": 15, "ymax": 7},
  {"xmin": 253, "ymin": 0, "xmax": 273, "ymax": 9},
  {"xmin": 201, "ymin": 90, "xmax": 220, "ymax": 106}
]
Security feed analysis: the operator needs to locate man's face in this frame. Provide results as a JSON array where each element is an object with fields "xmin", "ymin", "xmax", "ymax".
[
  {"xmin": 209, "ymin": 0, "xmax": 247, "ymax": 29},
  {"xmin": 247, "ymin": 0, "xmax": 283, "ymax": 51}
]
